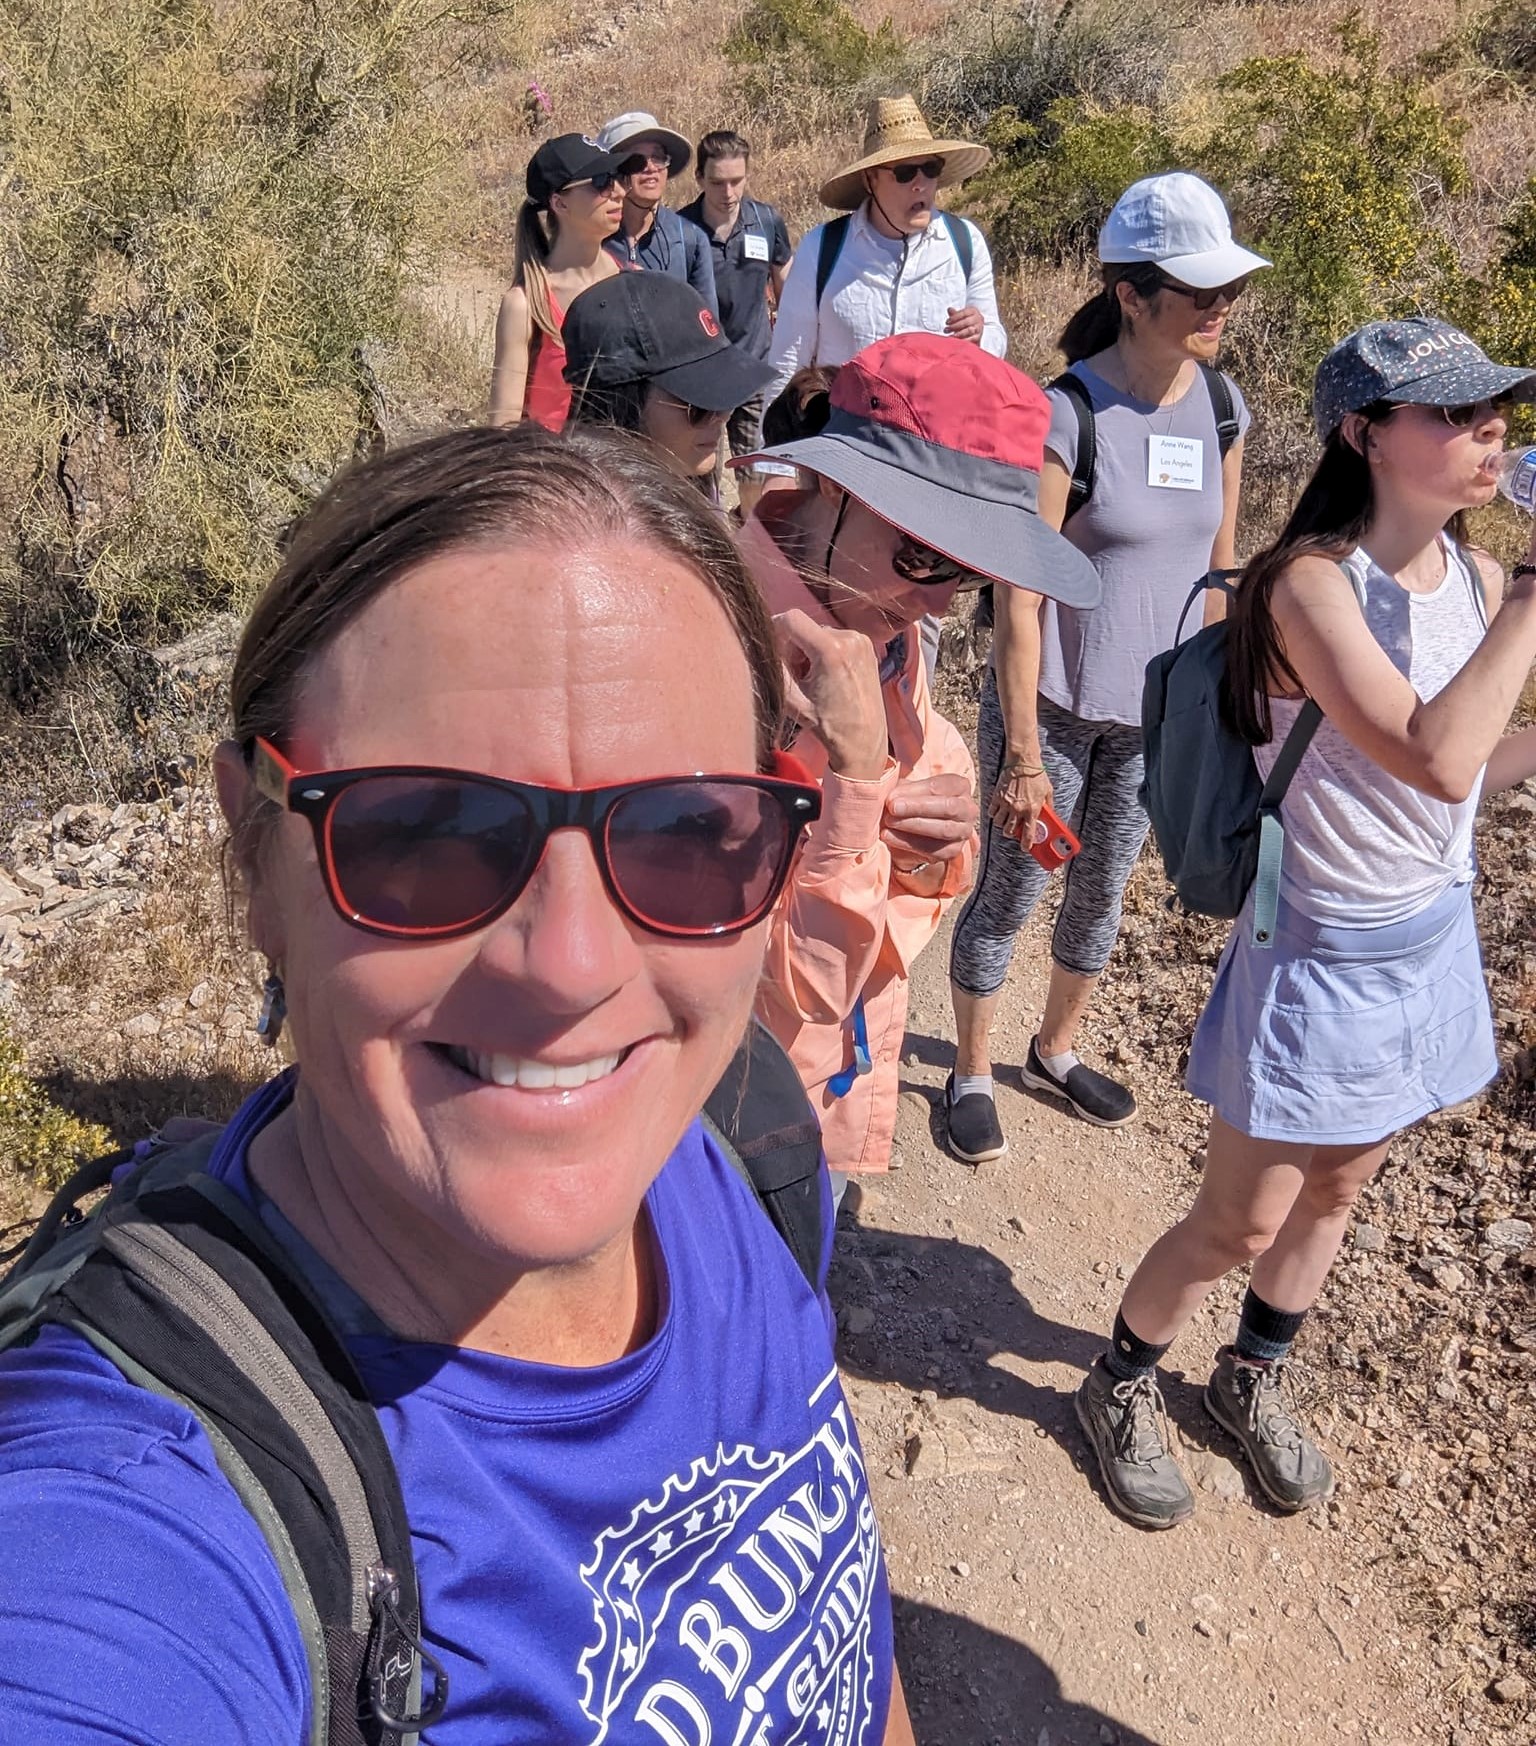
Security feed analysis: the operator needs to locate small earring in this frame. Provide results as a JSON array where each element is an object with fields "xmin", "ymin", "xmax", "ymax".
[{"xmin": 256, "ymin": 969, "xmax": 287, "ymax": 1047}]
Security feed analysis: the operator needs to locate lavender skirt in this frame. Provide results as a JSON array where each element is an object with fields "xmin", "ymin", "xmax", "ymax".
[{"xmin": 1186, "ymin": 878, "xmax": 1497, "ymax": 1147}]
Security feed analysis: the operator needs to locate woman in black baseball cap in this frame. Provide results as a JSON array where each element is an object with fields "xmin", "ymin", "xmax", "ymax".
[
  {"xmin": 489, "ymin": 135, "xmax": 626, "ymax": 432},
  {"xmin": 562, "ymin": 273, "xmax": 773, "ymax": 491}
]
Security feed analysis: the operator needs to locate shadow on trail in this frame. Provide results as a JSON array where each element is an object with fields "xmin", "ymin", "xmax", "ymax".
[
  {"xmin": 830, "ymin": 1201, "xmax": 1105, "ymax": 1487},
  {"xmin": 896, "ymin": 1596, "xmax": 1165, "ymax": 1745},
  {"xmin": 40, "ymin": 1063, "xmax": 262, "ymax": 1146}
]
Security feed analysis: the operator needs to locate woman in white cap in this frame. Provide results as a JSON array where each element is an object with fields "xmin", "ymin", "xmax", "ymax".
[
  {"xmin": 740, "ymin": 334, "xmax": 1101, "ymax": 1199},
  {"xmin": 489, "ymin": 134, "xmax": 626, "ymax": 430},
  {"xmin": 946, "ymin": 172, "xmax": 1268, "ymax": 1158},
  {"xmin": 1077, "ymin": 317, "xmax": 1536, "ymax": 1530}
]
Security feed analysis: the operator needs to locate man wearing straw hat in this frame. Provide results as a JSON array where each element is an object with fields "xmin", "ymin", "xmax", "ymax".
[{"xmin": 765, "ymin": 94, "xmax": 1004, "ymax": 408}]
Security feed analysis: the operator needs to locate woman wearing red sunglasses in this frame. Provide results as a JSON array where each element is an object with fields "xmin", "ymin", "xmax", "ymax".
[
  {"xmin": 739, "ymin": 333, "xmax": 1102, "ymax": 1199},
  {"xmin": 0, "ymin": 425, "xmax": 917, "ymax": 1745}
]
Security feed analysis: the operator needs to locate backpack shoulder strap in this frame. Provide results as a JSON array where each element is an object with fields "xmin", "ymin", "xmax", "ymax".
[
  {"xmin": 815, "ymin": 214, "xmax": 853, "ymax": 307},
  {"xmin": 939, "ymin": 211, "xmax": 974, "ymax": 282},
  {"xmin": 1048, "ymin": 370, "xmax": 1096, "ymax": 521},
  {"xmin": 4, "ymin": 1138, "xmax": 442, "ymax": 1744},
  {"xmin": 702, "ymin": 1022, "xmax": 826, "ymax": 1291},
  {"xmin": 1198, "ymin": 363, "xmax": 1241, "ymax": 457}
]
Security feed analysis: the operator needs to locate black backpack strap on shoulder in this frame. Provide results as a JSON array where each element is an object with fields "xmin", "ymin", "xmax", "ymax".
[
  {"xmin": 939, "ymin": 211, "xmax": 974, "ymax": 282},
  {"xmin": 1048, "ymin": 370, "xmax": 1096, "ymax": 521},
  {"xmin": 29, "ymin": 1160, "xmax": 444, "ymax": 1744},
  {"xmin": 815, "ymin": 214, "xmax": 852, "ymax": 308},
  {"xmin": 703, "ymin": 1022, "xmax": 826, "ymax": 1290},
  {"xmin": 1198, "ymin": 363, "xmax": 1240, "ymax": 458}
]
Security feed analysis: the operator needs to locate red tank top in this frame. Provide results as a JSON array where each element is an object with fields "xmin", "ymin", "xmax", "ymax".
[{"xmin": 523, "ymin": 291, "xmax": 571, "ymax": 432}]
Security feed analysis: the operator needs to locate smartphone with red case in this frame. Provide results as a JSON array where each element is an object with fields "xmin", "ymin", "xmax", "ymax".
[{"xmin": 1011, "ymin": 802, "xmax": 1080, "ymax": 871}]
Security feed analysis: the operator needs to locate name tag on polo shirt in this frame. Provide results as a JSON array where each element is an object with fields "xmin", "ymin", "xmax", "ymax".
[
  {"xmin": 1147, "ymin": 433, "xmax": 1203, "ymax": 490},
  {"xmin": 742, "ymin": 232, "xmax": 770, "ymax": 262}
]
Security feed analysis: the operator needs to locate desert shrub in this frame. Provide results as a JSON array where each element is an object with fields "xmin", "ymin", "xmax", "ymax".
[
  {"xmin": 724, "ymin": 0, "xmax": 905, "ymax": 135},
  {"xmin": 922, "ymin": 0, "xmax": 1185, "ymax": 140},
  {"xmin": 0, "ymin": 0, "xmax": 517, "ymax": 707},
  {"xmin": 1478, "ymin": 181, "xmax": 1536, "ymax": 368},
  {"xmin": 1469, "ymin": 5, "xmax": 1536, "ymax": 92},
  {"xmin": 0, "ymin": 1022, "xmax": 111, "ymax": 1192}
]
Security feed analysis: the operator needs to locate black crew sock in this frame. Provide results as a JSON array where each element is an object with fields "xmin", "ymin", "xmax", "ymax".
[
  {"xmin": 1234, "ymin": 1286, "xmax": 1308, "ymax": 1366},
  {"xmin": 1103, "ymin": 1308, "xmax": 1172, "ymax": 1382}
]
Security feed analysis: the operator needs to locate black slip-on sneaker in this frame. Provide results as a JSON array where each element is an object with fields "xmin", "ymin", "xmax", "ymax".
[
  {"xmin": 1019, "ymin": 1035, "xmax": 1137, "ymax": 1127},
  {"xmin": 943, "ymin": 1071, "xmax": 1008, "ymax": 1163}
]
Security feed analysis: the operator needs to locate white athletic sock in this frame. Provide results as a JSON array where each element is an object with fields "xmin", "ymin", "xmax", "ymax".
[
  {"xmin": 1040, "ymin": 1048, "xmax": 1080, "ymax": 1079},
  {"xmin": 951, "ymin": 1073, "xmax": 994, "ymax": 1103}
]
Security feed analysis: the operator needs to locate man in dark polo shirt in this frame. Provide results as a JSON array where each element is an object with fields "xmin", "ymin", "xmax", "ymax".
[{"xmin": 680, "ymin": 130, "xmax": 793, "ymax": 516}]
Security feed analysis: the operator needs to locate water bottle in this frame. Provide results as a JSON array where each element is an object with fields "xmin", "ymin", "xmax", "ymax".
[{"xmin": 1495, "ymin": 446, "xmax": 1536, "ymax": 512}]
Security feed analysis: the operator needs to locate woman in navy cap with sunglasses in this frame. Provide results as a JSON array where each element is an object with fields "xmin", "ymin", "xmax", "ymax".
[
  {"xmin": 0, "ymin": 424, "xmax": 918, "ymax": 1744},
  {"xmin": 489, "ymin": 134, "xmax": 627, "ymax": 431}
]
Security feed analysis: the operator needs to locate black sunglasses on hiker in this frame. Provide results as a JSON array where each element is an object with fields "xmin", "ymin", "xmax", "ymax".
[
  {"xmin": 888, "ymin": 158, "xmax": 944, "ymax": 184},
  {"xmin": 1154, "ymin": 271, "xmax": 1253, "ymax": 311},
  {"xmin": 248, "ymin": 738, "xmax": 821, "ymax": 942}
]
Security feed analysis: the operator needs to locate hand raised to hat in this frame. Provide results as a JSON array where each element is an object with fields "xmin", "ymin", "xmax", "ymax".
[
  {"xmin": 774, "ymin": 609, "xmax": 888, "ymax": 782},
  {"xmin": 944, "ymin": 306, "xmax": 985, "ymax": 345}
]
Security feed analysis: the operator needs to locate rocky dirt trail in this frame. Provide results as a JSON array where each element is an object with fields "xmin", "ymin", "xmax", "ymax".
[{"xmin": 832, "ymin": 913, "xmax": 1444, "ymax": 1745}]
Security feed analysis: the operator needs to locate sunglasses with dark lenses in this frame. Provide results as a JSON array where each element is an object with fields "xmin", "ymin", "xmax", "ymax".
[
  {"xmin": 1155, "ymin": 273, "xmax": 1252, "ymax": 311},
  {"xmin": 1433, "ymin": 395, "xmax": 1513, "ymax": 428},
  {"xmin": 566, "ymin": 171, "xmax": 620, "ymax": 196},
  {"xmin": 248, "ymin": 738, "xmax": 822, "ymax": 942},
  {"xmin": 619, "ymin": 150, "xmax": 670, "ymax": 177},
  {"xmin": 891, "ymin": 532, "xmax": 986, "ymax": 589},
  {"xmin": 653, "ymin": 390, "xmax": 721, "ymax": 428},
  {"xmin": 889, "ymin": 158, "xmax": 945, "ymax": 184}
]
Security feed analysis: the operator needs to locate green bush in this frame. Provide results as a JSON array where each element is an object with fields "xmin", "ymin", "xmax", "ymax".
[
  {"xmin": 0, "ymin": 0, "xmax": 515, "ymax": 707},
  {"xmin": 0, "ymin": 1023, "xmax": 111, "ymax": 1192},
  {"xmin": 724, "ymin": 0, "xmax": 905, "ymax": 133},
  {"xmin": 1478, "ymin": 181, "xmax": 1536, "ymax": 369}
]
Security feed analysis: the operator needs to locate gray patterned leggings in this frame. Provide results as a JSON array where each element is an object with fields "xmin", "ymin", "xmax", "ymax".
[{"xmin": 949, "ymin": 675, "xmax": 1150, "ymax": 996}]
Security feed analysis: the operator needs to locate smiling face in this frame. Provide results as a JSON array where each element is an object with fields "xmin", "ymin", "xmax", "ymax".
[
  {"xmin": 1122, "ymin": 272, "xmax": 1246, "ymax": 363},
  {"xmin": 816, "ymin": 488, "xmax": 962, "ymax": 642},
  {"xmin": 618, "ymin": 136, "xmax": 671, "ymax": 210},
  {"xmin": 236, "ymin": 537, "xmax": 764, "ymax": 1271}
]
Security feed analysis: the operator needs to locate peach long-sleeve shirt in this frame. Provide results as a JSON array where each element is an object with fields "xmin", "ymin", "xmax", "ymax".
[{"xmin": 740, "ymin": 508, "xmax": 978, "ymax": 1173}]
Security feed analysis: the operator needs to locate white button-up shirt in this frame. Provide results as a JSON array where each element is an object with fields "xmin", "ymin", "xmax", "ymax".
[{"xmin": 766, "ymin": 202, "xmax": 1006, "ymax": 404}]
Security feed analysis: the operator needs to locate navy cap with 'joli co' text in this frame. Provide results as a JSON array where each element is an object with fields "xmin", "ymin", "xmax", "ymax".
[{"xmin": 1313, "ymin": 317, "xmax": 1536, "ymax": 440}]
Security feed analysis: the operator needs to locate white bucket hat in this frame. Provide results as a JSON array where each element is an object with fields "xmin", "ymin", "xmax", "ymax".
[
  {"xmin": 1098, "ymin": 172, "xmax": 1269, "ymax": 289},
  {"xmin": 596, "ymin": 111, "xmax": 692, "ymax": 178}
]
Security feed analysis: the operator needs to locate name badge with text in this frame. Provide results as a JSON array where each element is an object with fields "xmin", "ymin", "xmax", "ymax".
[
  {"xmin": 742, "ymin": 232, "xmax": 771, "ymax": 262},
  {"xmin": 1147, "ymin": 433, "xmax": 1203, "ymax": 491}
]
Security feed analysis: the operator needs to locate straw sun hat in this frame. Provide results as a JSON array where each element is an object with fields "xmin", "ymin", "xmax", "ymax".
[{"xmin": 818, "ymin": 95, "xmax": 991, "ymax": 212}]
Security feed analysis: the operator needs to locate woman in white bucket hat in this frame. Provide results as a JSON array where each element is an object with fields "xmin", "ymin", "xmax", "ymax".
[{"xmin": 946, "ymin": 172, "xmax": 1268, "ymax": 1157}]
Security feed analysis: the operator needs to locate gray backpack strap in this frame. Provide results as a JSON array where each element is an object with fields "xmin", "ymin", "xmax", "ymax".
[
  {"xmin": 938, "ymin": 211, "xmax": 973, "ymax": 282},
  {"xmin": 1249, "ymin": 559, "xmax": 1369, "ymax": 948}
]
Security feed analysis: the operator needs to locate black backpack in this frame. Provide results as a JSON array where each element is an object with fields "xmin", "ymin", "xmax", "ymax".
[
  {"xmin": 0, "ymin": 1023, "xmax": 825, "ymax": 1745},
  {"xmin": 975, "ymin": 363, "xmax": 1240, "ymax": 630}
]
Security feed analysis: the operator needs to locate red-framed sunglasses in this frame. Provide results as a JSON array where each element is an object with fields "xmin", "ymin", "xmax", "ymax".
[{"xmin": 247, "ymin": 737, "xmax": 822, "ymax": 942}]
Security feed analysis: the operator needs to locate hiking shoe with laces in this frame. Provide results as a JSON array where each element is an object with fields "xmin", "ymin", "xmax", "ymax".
[
  {"xmin": 944, "ymin": 1072, "xmax": 1008, "ymax": 1163},
  {"xmin": 1074, "ymin": 1356, "xmax": 1194, "ymax": 1529},
  {"xmin": 1204, "ymin": 1346, "xmax": 1335, "ymax": 1513},
  {"xmin": 1019, "ymin": 1036, "xmax": 1136, "ymax": 1127}
]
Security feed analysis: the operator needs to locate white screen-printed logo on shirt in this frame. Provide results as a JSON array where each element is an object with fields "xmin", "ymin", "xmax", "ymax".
[
  {"xmin": 1147, "ymin": 433, "xmax": 1204, "ymax": 491},
  {"xmin": 577, "ymin": 1372, "xmax": 881, "ymax": 1746}
]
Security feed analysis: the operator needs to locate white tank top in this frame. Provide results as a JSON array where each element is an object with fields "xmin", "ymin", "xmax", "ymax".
[{"xmin": 1255, "ymin": 538, "xmax": 1488, "ymax": 927}]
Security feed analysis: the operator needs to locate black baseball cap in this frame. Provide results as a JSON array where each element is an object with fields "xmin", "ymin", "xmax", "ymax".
[
  {"xmin": 526, "ymin": 134, "xmax": 624, "ymax": 209},
  {"xmin": 561, "ymin": 274, "xmax": 774, "ymax": 413}
]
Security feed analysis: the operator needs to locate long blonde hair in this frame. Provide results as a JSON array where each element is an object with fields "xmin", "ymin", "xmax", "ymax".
[{"xmin": 513, "ymin": 199, "xmax": 561, "ymax": 341}]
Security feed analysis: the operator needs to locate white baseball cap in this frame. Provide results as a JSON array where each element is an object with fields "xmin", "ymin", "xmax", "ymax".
[{"xmin": 1098, "ymin": 172, "xmax": 1269, "ymax": 289}]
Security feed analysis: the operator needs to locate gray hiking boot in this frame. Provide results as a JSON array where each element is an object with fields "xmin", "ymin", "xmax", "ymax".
[
  {"xmin": 1074, "ymin": 1356, "xmax": 1195, "ymax": 1529},
  {"xmin": 1204, "ymin": 1346, "xmax": 1335, "ymax": 1513}
]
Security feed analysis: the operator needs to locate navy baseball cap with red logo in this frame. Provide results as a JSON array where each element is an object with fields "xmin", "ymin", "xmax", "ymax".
[
  {"xmin": 562, "ymin": 274, "xmax": 773, "ymax": 413},
  {"xmin": 743, "ymin": 333, "xmax": 1103, "ymax": 607}
]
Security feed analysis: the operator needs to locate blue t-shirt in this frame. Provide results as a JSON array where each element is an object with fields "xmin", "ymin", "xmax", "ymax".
[{"xmin": 0, "ymin": 1075, "xmax": 894, "ymax": 1744}]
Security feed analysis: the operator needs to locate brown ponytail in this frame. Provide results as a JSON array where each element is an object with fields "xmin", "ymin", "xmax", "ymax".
[{"xmin": 513, "ymin": 199, "xmax": 560, "ymax": 341}]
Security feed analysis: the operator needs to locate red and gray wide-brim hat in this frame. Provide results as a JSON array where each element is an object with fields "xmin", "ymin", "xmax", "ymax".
[{"xmin": 743, "ymin": 335, "xmax": 1102, "ymax": 608}]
